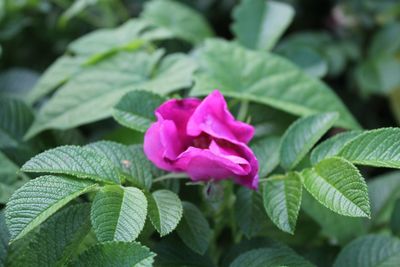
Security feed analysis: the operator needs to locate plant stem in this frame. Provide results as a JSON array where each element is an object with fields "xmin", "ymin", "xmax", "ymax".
[
  {"xmin": 153, "ymin": 172, "xmax": 189, "ymax": 183},
  {"xmin": 237, "ymin": 100, "xmax": 249, "ymax": 122}
]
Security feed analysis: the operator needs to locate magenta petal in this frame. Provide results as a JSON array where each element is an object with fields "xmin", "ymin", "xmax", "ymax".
[{"xmin": 187, "ymin": 90, "xmax": 254, "ymax": 143}]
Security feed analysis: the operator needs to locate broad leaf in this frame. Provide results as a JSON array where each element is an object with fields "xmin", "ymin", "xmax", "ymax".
[
  {"xmin": 230, "ymin": 247, "xmax": 315, "ymax": 267},
  {"xmin": 147, "ymin": 190, "xmax": 182, "ymax": 237},
  {"xmin": 5, "ymin": 175, "xmax": 97, "ymax": 241},
  {"xmin": 91, "ymin": 185, "xmax": 147, "ymax": 242},
  {"xmin": 333, "ymin": 234, "xmax": 400, "ymax": 267},
  {"xmin": 112, "ymin": 90, "xmax": 166, "ymax": 132},
  {"xmin": 0, "ymin": 211, "xmax": 9, "ymax": 267},
  {"xmin": 280, "ymin": 112, "xmax": 338, "ymax": 170},
  {"xmin": 177, "ymin": 201, "xmax": 212, "ymax": 255},
  {"xmin": 191, "ymin": 39, "xmax": 359, "ymax": 129},
  {"xmin": 250, "ymin": 136, "xmax": 280, "ymax": 177},
  {"xmin": 21, "ymin": 145, "xmax": 121, "ymax": 184},
  {"xmin": 339, "ymin": 128, "xmax": 400, "ymax": 169},
  {"xmin": 310, "ymin": 130, "xmax": 361, "ymax": 165},
  {"xmin": 232, "ymin": 0, "xmax": 294, "ymax": 51},
  {"xmin": 262, "ymin": 173, "xmax": 302, "ymax": 234},
  {"xmin": 391, "ymin": 199, "xmax": 400, "ymax": 236},
  {"xmin": 25, "ymin": 51, "xmax": 196, "ymax": 138},
  {"xmin": 301, "ymin": 157, "xmax": 370, "ymax": 217},
  {"xmin": 26, "ymin": 203, "xmax": 92, "ymax": 267},
  {"xmin": 141, "ymin": 0, "xmax": 213, "ymax": 45},
  {"xmin": 71, "ymin": 241, "xmax": 155, "ymax": 267}
]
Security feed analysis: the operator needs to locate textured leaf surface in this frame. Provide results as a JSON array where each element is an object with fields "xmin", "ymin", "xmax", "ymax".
[
  {"xmin": 71, "ymin": 241, "xmax": 155, "ymax": 267},
  {"xmin": 191, "ymin": 39, "xmax": 359, "ymax": 129},
  {"xmin": 91, "ymin": 185, "xmax": 147, "ymax": 242},
  {"xmin": 0, "ymin": 211, "xmax": 9, "ymax": 267},
  {"xmin": 262, "ymin": 173, "xmax": 302, "ymax": 234},
  {"xmin": 5, "ymin": 175, "xmax": 97, "ymax": 241},
  {"xmin": 232, "ymin": 0, "xmax": 294, "ymax": 50},
  {"xmin": 250, "ymin": 136, "xmax": 280, "ymax": 177},
  {"xmin": 112, "ymin": 90, "xmax": 166, "ymax": 132},
  {"xmin": 148, "ymin": 190, "xmax": 183, "ymax": 236},
  {"xmin": 310, "ymin": 131, "xmax": 361, "ymax": 165},
  {"xmin": 339, "ymin": 128, "xmax": 400, "ymax": 169},
  {"xmin": 177, "ymin": 202, "xmax": 212, "ymax": 255},
  {"xmin": 280, "ymin": 112, "xmax": 338, "ymax": 170},
  {"xmin": 21, "ymin": 145, "xmax": 120, "ymax": 184},
  {"xmin": 235, "ymin": 187, "xmax": 268, "ymax": 238},
  {"xmin": 141, "ymin": 0, "xmax": 213, "ymax": 44},
  {"xmin": 230, "ymin": 247, "xmax": 315, "ymax": 267},
  {"xmin": 333, "ymin": 235, "xmax": 400, "ymax": 267},
  {"xmin": 27, "ymin": 203, "xmax": 92, "ymax": 267},
  {"xmin": 25, "ymin": 51, "xmax": 196, "ymax": 138},
  {"xmin": 301, "ymin": 157, "xmax": 370, "ymax": 217}
]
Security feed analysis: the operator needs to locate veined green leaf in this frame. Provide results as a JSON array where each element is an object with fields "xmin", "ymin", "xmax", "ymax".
[
  {"xmin": 232, "ymin": 0, "xmax": 294, "ymax": 51},
  {"xmin": 177, "ymin": 202, "xmax": 212, "ymax": 255},
  {"xmin": 0, "ymin": 211, "xmax": 9, "ymax": 267},
  {"xmin": 147, "ymin": 190, "xmax": 183, "ymax": 236},
  {"xmin": 191, "ymin": 39, "xmax": 359, "ymax": 129},
  {"xmin": 71, "ymin": 241, "xmax": 155, "ymax": 267},
  {"xmin": 112, "ymin": 90, "xmax": 166, "ymax": 132},
  {"xmin": 141, "ymin": 0, "xmax": 213, "ymax": 45},
  {"xmin": 5, "ymin": 175, "xmax": 97, "ymax": 241},
  {"xmin": 91, "ymin": 185, "xmax": 147, "ymax": 242},
  {"xmin": 262, "ymin": 173, "xmax": 302, "ymax": 234},
  {"xmin": 21, "ymin": 145, "xmax": 121, "ymax": 184},
  {"xmin": 25, "ymin": 51, "xmax": 196, "ymax": 138},
  {"xmin": 301, "ymin": 157, "xmax": 370, "ymax": 217},
  {"xmin": 280, "ymin": 112, "xmax": 339, "ymax": 170},
  {"xmin": 333, "ymin": 234, "xmax": 400, "ymax": 267},
  {"xmin": 250, "ymin": 136, "xmax": 280, "ymax": 177},
  {"xmin": 310, "ymin": 131, "xmax": 361, "ymax": 165},
  {"xmin": 339, "ymin": 128, "xmax": 400, "ymax": 169}
]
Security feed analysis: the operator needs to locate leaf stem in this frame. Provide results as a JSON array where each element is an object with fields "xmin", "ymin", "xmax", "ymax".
[
  {"xmin": 237, "ymin": 100, "xmax": 249, "ymax": 122},
  {"xmin": 153, "ymin": 172, "xmax": 189, "ymax": 183}
]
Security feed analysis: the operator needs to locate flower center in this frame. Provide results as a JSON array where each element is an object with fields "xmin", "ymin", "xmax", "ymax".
[{"xmin": 192, "ymin": 134, "xmax": 211, "ymax": 149}]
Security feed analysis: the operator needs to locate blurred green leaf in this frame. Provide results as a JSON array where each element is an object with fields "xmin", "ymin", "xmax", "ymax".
[
  {"xmin": 391, "ymin": 199, "xmax": 400, "ymax": 236},
  {"xmin": 250, "ymin": 136, "xmax": 280, "ymax": 177},
  {"xmin": 0, "ymin": 211, "xmax": 9, "ymax": 267}
]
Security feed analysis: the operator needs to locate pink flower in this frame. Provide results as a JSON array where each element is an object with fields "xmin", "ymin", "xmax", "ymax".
[{"xmin": 144, "ymin": 90, "xmax": 259, "ymax": 189}]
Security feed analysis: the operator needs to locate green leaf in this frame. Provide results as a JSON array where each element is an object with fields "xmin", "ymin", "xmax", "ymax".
[
  {"xmin": 391, "ymin": 199, "xmax": 400, "ymax": 237},
  {"xmin": 280, "ymin": 112, "xmax": 339, "ymax": 170},
  {"xmin": 26, "ymin": 203, "xmax": 92, "ymax": 267},
  {"xmin": 91, "ymin": 185, "xmax": 147, "ymax": 242},
  {"xmin": 333, "ymin": 234, "xmax": 400, "ymax": 267},
  {"xmin": 21, "ymin": 145, "xmax": 121, "ymax": 184},
  {"xmin": 85, "ymin": 141, "xmax": 153, "ymax": 189},
  {"xmin": 262, "ymin": 173, "xmax": 302, "ymax": 234},
  {"xmin": 147, "ymin": 190, "xmax": 183, "ymax": 236},
  {"xmin": 27, "ymin": 56, "xmax": 83, "ymax": 103},
  {"xmin": 112, "ymin": 90, "xmax": 166, "ymax": 132},
  {"xmin": 250, "ymin": 136, "xmax": 280, "ymax": 177},
  {"xmin": 71, "ymin": 241, "xmax": 155, "ymax": 267},
  {"xmin": 177, "ymin": 201, "xmax": 212, "ymax": 255},
  {"xmin": 25, "ymin": 51, "xmax": 196, "ymax": 138},
  {"xmin": 141, "ymin": 0, "xmax": 213, "ymax": 45},
  {"xmin": 0, "ymin": 211, "xmax": 10, "ymax": 267},
  {"xmin": 0, "ymin": 97, "xmax": 33, "ymax": 148},
  {"xmin": 232, "ymin": 0, "xmax": 294, "ymax": 51},
  {"xmin": 235, "ymin": 187, "xmax": 268, "ymax": 238},
  {"xmin": 191, "ymin": 39, "xmax": 359, "ymax": 130},
  {"xmin": 301, "ymin": 157, "xmax": 370, "ymax": 217},
  {"xmin": 5, "ymin": 175, "xmax": 97, "ymax": 241},
  {"xmin": 339, "ymin": 128, "xmax": 400, "ymax": 169},
  {"xmin": 310, "ymin": 131, "xmax": 361, "ymax": 165},
  {"xmin": 230, "ymin": 247, "xmax": 315, "ymax": 267}
]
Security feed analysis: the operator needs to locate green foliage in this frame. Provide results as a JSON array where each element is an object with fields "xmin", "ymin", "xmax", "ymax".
[
  {"xmin": 250, "ymin": 136, "xmax": 280, "ymax": 177},
  {"xmin": 0, "ymin": 211, "xmax": 9, "ymax": 267},
  {"xmin": 91, "ymin": 185, "xmax": 147, "ymax": 242}
]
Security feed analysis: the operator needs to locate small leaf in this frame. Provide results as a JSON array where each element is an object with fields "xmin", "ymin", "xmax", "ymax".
[
  {"xmin": 250, "ymin": 136, "xmax": 280, "ymax": 177},
  {"xmin": 91, "ymin": 185, "xmax": 147, "ymax": 242},
  {"xmin": 177, "ymin": 202, "xmax": 212, "ymax": 255},
  {"xmin": 21, "ymin": 145, "xmax": 121, "ymax": 184},
  {"xmin": 262, "ymin": 173, "xmax": 302, "ymax": 234},
  {"xmin": 301, "ymin": 157, "xmax": 370, "ymax": 217},
  {"xmin": 147, "ymin": 190, "xmax": 183, "ymax": 236},
  {"xmin": 333, "ymin": 234, "xmax": 400, "ymax": 267},
  {"xmin": 339, "ymin": 128, "xmax": 400, "ymax": 169},
  {"xmin": 112, "ymin": 90, "xmax": 166, "ymax": 132},
  {"xmin": 280, "ymin": 112, "xmax": 339, "ymax": 170},
  {"xmin": 5, "ymin": 175, "xmax": 97, "ymax": 241},
  {"xmin": 232, "ymin": 0, "xmax": 294, "ymax": 51},
  {"xmin": 71, "ymin": 241, "xmax": 155, "ymax": 267},
  {"xmin": 310, "ymin": 130, "xmax": 361, "ymax": 165},
  {"xmin": 141, "ymin": 0, "xmax": 214, "ymax": 45}
]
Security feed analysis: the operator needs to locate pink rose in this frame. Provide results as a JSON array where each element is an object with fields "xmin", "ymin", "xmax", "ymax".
[{"xmin": 144, "ymin": 90, "xmax": 259, "ymax": 189}]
